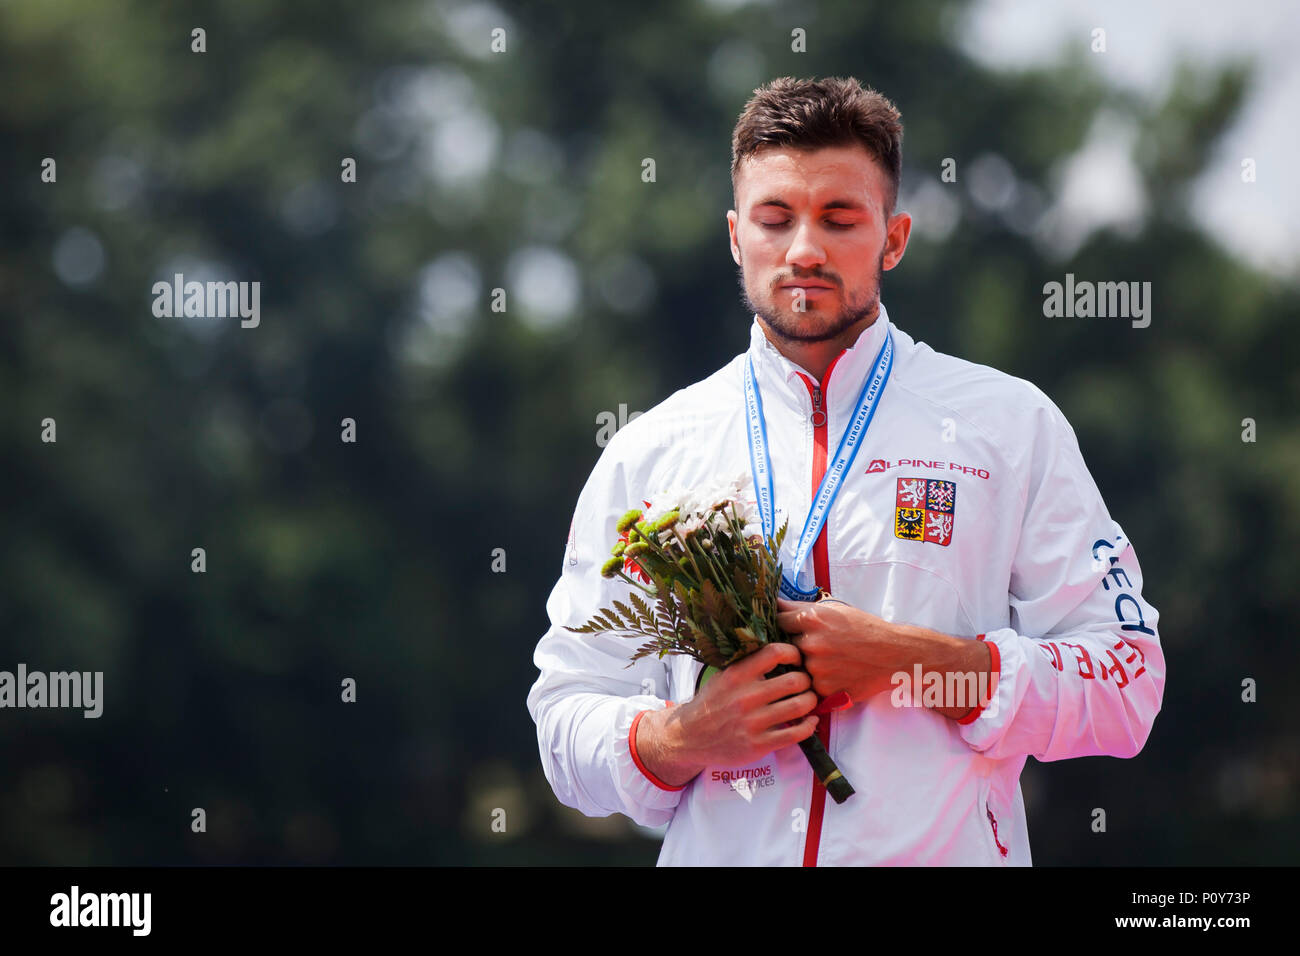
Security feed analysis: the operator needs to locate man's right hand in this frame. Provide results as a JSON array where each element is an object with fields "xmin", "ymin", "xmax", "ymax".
[{"xmin": 635, "ymin": 642, "xmax": 820, "ymax": 788}]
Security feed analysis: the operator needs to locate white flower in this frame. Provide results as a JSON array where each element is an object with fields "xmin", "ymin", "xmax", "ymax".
[
  {"xmin": 641, "ymin": 492, "xmax": 679, "ymax": 527},
  {"xmin": 678, "ymin": 510, "xmax": 708, "ymax": 536},
  {"xmin": 642, "ymin": 473, "xmax": 761, "ymax": 543},
  {"xmin": 734, "ymin": 497, "xmax": 759, "ymax": 526}
]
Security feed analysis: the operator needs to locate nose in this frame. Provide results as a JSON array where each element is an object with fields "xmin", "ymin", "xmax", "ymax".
[{"xmin": 785, "ymin": 219, "xmax": 826, "ymax": 271}]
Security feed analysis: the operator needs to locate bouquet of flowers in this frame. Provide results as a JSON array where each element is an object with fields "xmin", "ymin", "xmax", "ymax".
[{"xmin": 565, "ymin": 475, "xmax": 855, "ymax": 804}]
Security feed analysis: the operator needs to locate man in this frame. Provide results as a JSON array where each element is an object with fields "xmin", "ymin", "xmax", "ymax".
[{"xmin": 527, "ymin": 76, "xmax": 1165, "ymax": 865}]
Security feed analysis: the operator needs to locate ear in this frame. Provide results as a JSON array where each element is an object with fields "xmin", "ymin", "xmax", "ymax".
[
  {"xmin": 882, "ymin": 211, "xmax": 912, "ymax": 271},
  {"xmin": 727, "ymin": 209, "xmax": 741, "ymax": 265}
]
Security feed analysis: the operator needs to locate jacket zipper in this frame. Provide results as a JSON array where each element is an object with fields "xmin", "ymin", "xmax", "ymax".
[{"xmin": 794, "ymin": 350, "xmax": 847, "ymax": 868}]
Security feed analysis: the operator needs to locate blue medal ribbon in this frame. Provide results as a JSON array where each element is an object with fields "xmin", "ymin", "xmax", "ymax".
[{"xmin": 744, "ymin": 328, "xmax": 894, "ymax": 601}]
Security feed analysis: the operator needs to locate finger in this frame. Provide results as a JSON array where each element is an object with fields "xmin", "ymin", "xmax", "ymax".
[
  {"xmin": 768, "ymin": 712, "xmax": 819, "ymax": 746},
  {"xmin": 754, "ymin": 641, "xmax": 802, "ymax": 669},
  {"xmin": 727, "ymin": 641, "xmax": 800, "ymax": 679},
  {"xmin": 755, "ymin": 669, "xmax": 812, "ymax": 701},
  {"xmin": 810, "ymin": 674, "xmax": 840, "ymax": 697},
  {"xmin": 774, "ymin": 607, "xmax": 810, "ymax": 631},
  {"xmin": 760, "ymin": 689, "xmax": 817, "ymax": 726},
  {"xmin": 792, "ymin": 713, "xmax": 820, "ymax": 742}
]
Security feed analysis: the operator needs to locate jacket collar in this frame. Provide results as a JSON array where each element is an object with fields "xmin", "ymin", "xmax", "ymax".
[{"xmin": 746, "ymin": 302, "xmax": 894, "ymax": 420}]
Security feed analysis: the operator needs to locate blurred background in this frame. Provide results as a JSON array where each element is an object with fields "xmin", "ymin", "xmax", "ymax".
[{"xmin": 1, "ymin": 0, "xmax": 1296, "ymax": 865}]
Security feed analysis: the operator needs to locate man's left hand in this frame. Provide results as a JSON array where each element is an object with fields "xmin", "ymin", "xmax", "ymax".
[{"xmin": 774, "ymin": 596, "xmax": 992, "ymax": 720}]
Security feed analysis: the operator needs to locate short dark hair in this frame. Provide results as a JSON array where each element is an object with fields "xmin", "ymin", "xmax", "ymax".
[{"xmin": 731, "ymin": 76, "xmax": 903, "ymax": 214}]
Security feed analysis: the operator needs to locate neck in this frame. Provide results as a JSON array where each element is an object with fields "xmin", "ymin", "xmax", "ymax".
[{"xmin": 757, "ymin": 306, "xmax": 880, "ymax": 384}]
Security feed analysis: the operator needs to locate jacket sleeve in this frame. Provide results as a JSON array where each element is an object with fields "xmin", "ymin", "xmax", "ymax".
[
  {"xmin": 957, "ymin": 396, "xmax": 1166, "ymax": 762},
  {"xmin": 525, "ymin": 437, "xmax": 685, "ymax": 826}
]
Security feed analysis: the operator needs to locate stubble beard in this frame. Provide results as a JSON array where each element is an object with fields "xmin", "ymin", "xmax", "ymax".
[{"xmin": 738, "ymin": 249, "xmax": 884, "ymax": 345}]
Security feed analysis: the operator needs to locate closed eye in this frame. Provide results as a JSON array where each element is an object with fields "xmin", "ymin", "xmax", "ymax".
[{"xmin": 760, "ymin": 221, "xmax": 856, "ymax": 230}]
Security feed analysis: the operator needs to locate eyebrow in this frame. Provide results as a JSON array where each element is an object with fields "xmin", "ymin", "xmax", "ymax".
[{"xmin": 752, "ymin": 197, "xmax": 868, "ymax": 212}]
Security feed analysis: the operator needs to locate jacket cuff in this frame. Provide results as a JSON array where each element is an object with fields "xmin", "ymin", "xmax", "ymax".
[
  {"xmin": 956, "ymin": 627, "xmax": 1023, "ymax": 752},
  {"xmin": 612, "ymin": 697, "xmax": 688, "ymax": 816},
  {"xmin": 957, "ymin": 635, "xmax": 1001, "ymax": 725},
  {"xmin": 629, "ymin": 706, "xmax": 687, "ymax": 792}
]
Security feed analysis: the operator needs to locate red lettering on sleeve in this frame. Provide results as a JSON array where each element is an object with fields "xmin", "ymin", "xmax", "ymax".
[
  {"xmin": 1098, "ymin": 648, "xmax": 1129, "ymax": 688},
  {"xmin": 1118, "ymin": 638, "xmax": 1146, "ymax": 680},
  {"xmin": 1062, "ymin": 642, "xmax": 1095, "ymax": 679}
]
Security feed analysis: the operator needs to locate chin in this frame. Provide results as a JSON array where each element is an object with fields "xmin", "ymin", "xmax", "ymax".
[{"xmin": 765, "ymin": 317, "xmax": 846, "ymax": 343}]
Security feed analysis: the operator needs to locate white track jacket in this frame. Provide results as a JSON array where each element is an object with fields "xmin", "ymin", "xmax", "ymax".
[{"xmin": 527, "ymin": 304, "xmax": 1165, "ymax": 865}]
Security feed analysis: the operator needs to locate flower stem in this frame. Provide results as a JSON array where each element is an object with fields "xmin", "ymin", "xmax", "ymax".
[{"xmin": 612, "ymin": 567, "xmax": 658, "ymax": 597}]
